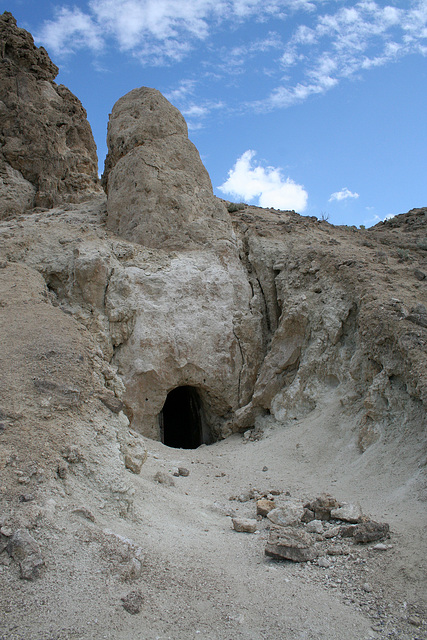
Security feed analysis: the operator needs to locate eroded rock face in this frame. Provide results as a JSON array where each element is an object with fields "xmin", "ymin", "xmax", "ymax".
[
  {"xmin": 0, "ymin": 11, "xmax": 101, "ymax": 216},
  {"xmin": 102, "ymin": 87, "xmax": 232, "ymax": 251}
]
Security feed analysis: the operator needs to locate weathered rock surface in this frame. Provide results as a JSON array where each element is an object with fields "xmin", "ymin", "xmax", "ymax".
[
  {"xmin": 353, "ymin": 521, "xmax": 390, "ymax": 544},
  {"xmin": 232, "ymin": 517, "xmax": 257, "ymax": 533},
  {"xmin": 267, "ymin": 502, "xmax": 304, "ymax": 527},
  {"xmin": 0, "ymin": 12, "xmax": 101, "ymax": 215},
  {"xmin": 265, "ymin": 526, "xmax": 317, "ymax": 562},
  {"xmin": 7, "ymin": 528, "xmax": 44, "ymax": 579},
  {"xmin": 102, "ymin": 86, "xmax": 232, "ymax": 251}
]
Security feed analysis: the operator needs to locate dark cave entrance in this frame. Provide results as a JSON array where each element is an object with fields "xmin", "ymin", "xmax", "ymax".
[{"xmin": 160, "ymin": 386, "xmax": 208, "ymax": 449}]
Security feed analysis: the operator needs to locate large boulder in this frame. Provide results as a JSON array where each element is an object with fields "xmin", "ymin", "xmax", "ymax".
[
  {"xmin": 102, "ymin": 86, "xmax": 232, "ymax": 250},
  {"xmin": 0, "ymin": 11, "xmax": 101, "ymax": 216}
]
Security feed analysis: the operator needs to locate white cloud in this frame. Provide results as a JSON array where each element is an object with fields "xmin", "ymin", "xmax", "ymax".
[
  {"xmin": 36, "ymin": 0, "xmax": 304, "ymax": 60},
  {"xmin": 257, "ymin": 0, "xmax": 427, "ymax": 110},
  {"xmin": 218, "ymin": 150, "xmax": 308, "ymax": 211},
  {"xmin": 38, "ymin": 7, "xmax": 104, "ymax": 55},
  {"xmin": 329, "ymin": 187, "xmax": 359, "ymax": 202}
]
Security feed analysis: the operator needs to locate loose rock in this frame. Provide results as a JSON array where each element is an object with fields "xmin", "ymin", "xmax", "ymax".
[
  {"xmin": 353, "ymin": 521, "xmax": 390, "ymax": 543},
  {"xmin": 267, "ymin": 501, "xmax": 304, "ymax": 527},
  {"xmin": 330, "ymin": 503, "xmax": 362, "ymax": 523},
  {"xmin": 121, "ymin": 590, "xmax": 144, "ymax": 614},
  {"xmin": 153, "ymin": 471, "xmax": 175, "ymax": 487},
  {"xmin": 265, "ymin": 526, "xmax": 317, "ymax": 563},
  {"xmin": 256, "ymin": 499, "xmax": 276, "ymax": 517},
  {"xmin": 7, "ymin": 528, "xmax": 44, "ymax": 580},
  {"xmin": 232, "ymin": 518, "xmax": 257, "ymax": 533}
]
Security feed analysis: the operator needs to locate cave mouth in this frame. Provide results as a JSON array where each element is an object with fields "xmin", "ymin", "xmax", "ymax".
[{"xmin": 160, "ymin": 386, "xmax": 209, "ymax": 449}]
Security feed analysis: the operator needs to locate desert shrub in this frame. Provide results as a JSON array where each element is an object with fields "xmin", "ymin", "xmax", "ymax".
[{"xmin": 227, "ymin": 202, "xmax": 246, "ymax": 213}]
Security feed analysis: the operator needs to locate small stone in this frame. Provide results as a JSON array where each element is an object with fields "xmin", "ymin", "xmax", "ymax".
[
  {"xmin": 121, "ymin": 590, "xmax": 144, "ymax": 614},
  {"xmin": 339, "ymin": 525, "xmax": 357, "ymax": 538},
  {"xmin": 372, "ymin": 543, "xmax": 388, "ymax": 551},
  {"xmin": 267, "ymin": 502, "xmax": 304, "ymax": 527},
  {"xmin": 57, "ymin": 461, "xmax": 68, "ymax": 479},
  {"xmin": 301, "ymin": 508, "xmax": 315, "ymax": 523},
  {"xmin": 178, "ymin": 467, "xmax": 190, "ymax": 477},
  {"xmin": 408, "ymin": 615, "xmax": 422, "ymax": 627},
  {"xmin": 124, "ymin": 452, "xmax": 145, "ymax": 475},
  {"xmin": 353, "ymin": 521, "xmax": 390, "ymax": 544},
  {"xmin": 305, "ymin": 494, "xmax": 339, "ymax": 521},
  {"xmin": 323, "ymin": 526, "xmax": 341, "ymax": 539},
  {"xmin": 305, "ymin": 519, "xmax": 324, "ymax": 534},
  {"xmin": 1, "ymin": 527, "xmax": 13, "ymax": 537},
  {"xmin": 7, "ymin": 528, "xmax": 44, "ymax": 580},
  {"xmin": 363, "ymin": 582, "xmax": 373, "ymax": 593},
  {"xmin": 262, "ymin": 466, "xmax": 268, "ymax": 472},
  {"xmin": 61, "ymin": 445, "xmax": 84, "ymax": 464},
  {"xmin": 19, "ymin": 494, "xmax": 35, "ymax": 503},
  {"xmin": 121, "ymin": 558, "xmax": 143, "ymax": 582},
  {"xmin": 317, "ymin": 557, "xmax": 331, "ymax": 568},
  {"xmin": 414, "ymin": 269, "xmax": 426, "ymax": 281},
  {"xmin": 256, "ymin": 499, "xmax": 275, "ymax": 517},
  {"xmin": 232, "ymin": 518, "xmax": 257, "ymax": 533},
  {"xmin": 153, "ymin": 471, "xmax": 175, "ymax": 487},
  {"xmin": 265, "ymin": 526, "xmax": 316, "ymax": 563},
  {"xmin": 330, "ymin": 503, "xmax": 363, "ymax": 523}
]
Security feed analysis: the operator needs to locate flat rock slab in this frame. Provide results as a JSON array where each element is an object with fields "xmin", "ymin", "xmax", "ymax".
[
  {"xmin": 265, "ymin": 526, "xmax": 317, "ymax": 562},
  {"xmin": 330, "ymin": 503, "xmax": 362, "ymax": 523}
]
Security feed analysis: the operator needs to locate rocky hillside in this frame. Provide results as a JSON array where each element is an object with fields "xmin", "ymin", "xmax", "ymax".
[{"xmin": 0, "ymin": 13, "xmax": 426, "ymax": 640}]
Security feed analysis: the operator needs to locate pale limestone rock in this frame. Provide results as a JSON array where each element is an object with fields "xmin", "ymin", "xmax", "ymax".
[
  {"xmin": 267, "ymin": 502, "xmax": 304, "ymax": 527},
  {"xmin": 232, "ymin": 518, "xmax": 257, "ymax": 533},
  {"xmin": 102, "ymin": 86, "xmax": 232, "ymax": 251},
  {"xmin": 265, "ymin": 526, "xmax": 316, "ymax": 563},
  {"xmin": 330, "ymin": 503, "xmax": 363, "ymax": 523},
  {"xmin": 109, "ymin": 250, "xmax": 262, "ymax": 440},
  {"xmin": 0, "ymin": 162, "xmax": 36, "ymax": 219}
]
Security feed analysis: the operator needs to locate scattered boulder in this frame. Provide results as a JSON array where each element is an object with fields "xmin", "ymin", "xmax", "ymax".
[
  {"xmin": 256, "ymin": 499, "xmax": 276, "ymax": 517},
  {"xmin": 232, "ymin": 518, "xmax": 257, "ymax": 533},
  {"xmin": 7, "ymin": 528, "xmax": 44, "ymax": 580},
  {"xmin": 265, "ymin": 526, "xmax": 317, "ymax": 563},
  {"xmin": 330, "ymin": 503, "xmax": 363, "ymax": 523},
  {"xmin": 304, "ymin": 495, "xmax": 340, "ymax": 521},
  {"xmin": 267, "ymin": 501, "xmax": 304, "ymax": 527},
  {"xmin": 153, "ymin": 471, "xmax": 175, "ymax": 487},
  {"xmin": 353, "ymin": 521, "xmax": 390, "ymax": 544},
  {"xmin": 305, "ymin": 519, "xmax": 324, "ymax": 534}
]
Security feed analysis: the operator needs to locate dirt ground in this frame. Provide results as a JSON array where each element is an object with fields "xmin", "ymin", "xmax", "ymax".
[{"xmin": 1, "ymin": 392, "xmax": 426, "ymax": 640}]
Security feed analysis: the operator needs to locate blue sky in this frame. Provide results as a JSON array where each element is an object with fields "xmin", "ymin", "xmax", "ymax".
[{"xmin": 4, "ymin": 0, "xmax": 427, "ymax": 226}]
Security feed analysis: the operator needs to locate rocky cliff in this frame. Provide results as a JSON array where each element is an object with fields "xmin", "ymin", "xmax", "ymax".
[
  {"xmin": 0, "ymin": 14, "xmax": 426, "ymax": 640},
  {"xmin": 0, "ymin": 12, "xmax": 102, "ymax": 218}
]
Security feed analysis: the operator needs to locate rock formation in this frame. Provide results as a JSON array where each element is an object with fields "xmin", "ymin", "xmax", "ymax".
[
  {"xmin": 0, "ymin": 15, "xmax": 426, "ymax": 639},
  {"xmin": 102, "ymin": 86, "xmax": 233, "ymax": 251},
  {"xmin": 0, "ymin": 11, "xmax": 101, "ymax": 217}
]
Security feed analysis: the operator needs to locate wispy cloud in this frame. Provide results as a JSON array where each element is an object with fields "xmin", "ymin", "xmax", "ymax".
[
  {"xmin": 36, "ymin": 0, "xmax": 309, "ymax": 62},
  {"xmin": 329, "ymin": 187, "xmax": 359, "ymax": 202},
  {"xmin": 257, "ymin": 0, "xmax": 427, "ymax": 109},
  {"xmin": 36, "ymin": 1, "xmax": 427, "ymax": 108},
  {"xmin": 218, "ymin": 150, "xmax": 308, "ymax": 211}
]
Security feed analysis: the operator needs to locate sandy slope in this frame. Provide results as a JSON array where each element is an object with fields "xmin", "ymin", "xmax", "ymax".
[{"xmin": 1, "ymin": 396, "xmax": 425, "ymax": 640}]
